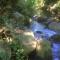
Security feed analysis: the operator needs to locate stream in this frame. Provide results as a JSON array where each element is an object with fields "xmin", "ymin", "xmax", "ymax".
[{"xmin": 30, "ymin": 20, "xmax": 60, "ymax": 60}]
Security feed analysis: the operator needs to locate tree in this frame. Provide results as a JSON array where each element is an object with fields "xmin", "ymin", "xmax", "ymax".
[
  {"xmin": 34, "ymin": 0, "xmax": 60, "ymax": 18},
  {"xmin": 0, "ymin": 0, "xmax": 18, "ymax": 15}
]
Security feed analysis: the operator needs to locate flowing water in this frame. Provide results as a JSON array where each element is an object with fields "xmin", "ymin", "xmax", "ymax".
[{"xmin": 30, "ymin": 21, "xmax": 60, "ymax": 60}]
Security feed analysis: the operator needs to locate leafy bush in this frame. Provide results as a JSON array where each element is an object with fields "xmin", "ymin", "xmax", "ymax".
[
  {"xmin": 0, "ymin": 38, "xmax": 11, "ymax": 60},
  {"xmin": 0, "ymin": 16, "xmax": 5, "ymax": 27},
  {"xmin": 0, "ymin": 28, "xmax": 28, "ymax": 60},
  {"xmin": 10, "ymin": 38, "xmax": 27, "ymax": 60}
]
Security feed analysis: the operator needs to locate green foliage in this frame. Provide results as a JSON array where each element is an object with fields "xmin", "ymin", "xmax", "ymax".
[
  {"xmin": 10, "ymin": 41, "xmax": 27, "ymax": 60},
  {"xmin": 45, "ymin": 0, "xmax": 59, "ymax": 5},
  {"xmin": 1, "ymin": 0, "xmax": 60, "ymax": 60},
  {"xmin": 34, "ymin": 0, "xmax": 60, "ymax": 17},
  {"xmin": 0, "ymin": 0, "xmax": 18, "ymax": 15},
  {"xmin": 0, "ymin": 38, "xmax": 11, "ymax": 60},
  {"xmin": 0, "ymin": 48, "xmax": 8, "ymax": 60},
  {"xmin": 16, "ymin": 0, "xmax": 35, "ymax": 17},
  {"xmin": 0, "ymin": 0, "xmax": 60, "ymax": 18},
  {"xmin": 0, "ymin": 17, "xmax": 5, "ymax": 27},
  {"xmin": 0, "ymin": 29, "xmax": 28, "ymax": 60},
  {"xmin": 0, "ymin": 15, "xmax": 24, "ymax": 30}
]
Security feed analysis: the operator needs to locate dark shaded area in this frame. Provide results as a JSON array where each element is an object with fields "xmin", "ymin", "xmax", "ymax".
[
  {"xmin": 28, "ymin": 49, "xmax": 43, "ymax": 60},
  {"xmin": 45, "ymin": 0, "xmax": 59, "ymax": 5},
  {"xmin": 37, "ymin": 17, "xmax": 50, "ymax": 28},
  {"xmin": 28, "ymin": 49, "xmax": 52, "ymax": 60},
  {"xmin": 50, "ymin": 34, "xmax": 60, "ymax": 43}
]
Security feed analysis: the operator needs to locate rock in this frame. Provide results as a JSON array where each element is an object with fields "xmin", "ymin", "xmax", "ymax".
[
  {"xmin": 17, "ymin": 34, "xmax": 36, "ymax": 55},
  {"xmin": 14, "ymin": 30, "xmax": 52, "ymax": 59},
  {"xmin": 14, "ymin": 31, "xmax": 40, "ymax": 55},
  {"xmin": 49, "ymin": 34, "xmax": 60, "ymax": 43},
  {"xmin": 28, "ymin": 40, "xmax": 52, "ymax": 60},
  {"xmin": 16, "ymin": 34, "xmax": 52, "ymax": 58},
  {"xmin": 49, "ymin": 22, "xmax": 60, "ymax": 31},
  {"xmin": 36, "ymin": 40, "xmax": 52, "ymax": 58}
]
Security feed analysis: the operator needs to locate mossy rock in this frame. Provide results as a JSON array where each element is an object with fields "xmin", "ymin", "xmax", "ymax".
[
  {"xmin": 14, "ymin": 33, "xmax": 52, "ymax": 57},
  {"xmin": 14, "ymin": 33, "xmax": 36, "ymax": 55},
  {"xmin": 12, "ymin": 31, "xmax": 52, "ymax": 59},
  {"xmin": 36, "ymin": 40, "xmax": 52, "ymax": 59},
  {"xmin": 49, "ymin": 22, "xmax": 60, "ymax": 31}
]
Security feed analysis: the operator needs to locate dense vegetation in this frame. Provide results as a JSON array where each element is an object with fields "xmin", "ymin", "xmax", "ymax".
[{"xmin": 0, "ymin": 0, "xmax": 60, "ymax": 60}]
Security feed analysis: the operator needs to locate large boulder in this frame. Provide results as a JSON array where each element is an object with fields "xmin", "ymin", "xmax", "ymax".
[
  {"xmin": 27, "ymin": 39, "xmax": 52, "ymax": 60},
  {"xmin": 14, "ymin": 31, "xmax": 36, "ymax": 55},
  {"xmin": 14, "ymin": 31, "xmax": 52, "ymax": 59},
  {"xmin": 7, "ymin": 28, "xmax": 52, "ymax": 60},
  {"xmin": 36, "ymin": 40, "xmax": 52, "ymax": 60}
]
